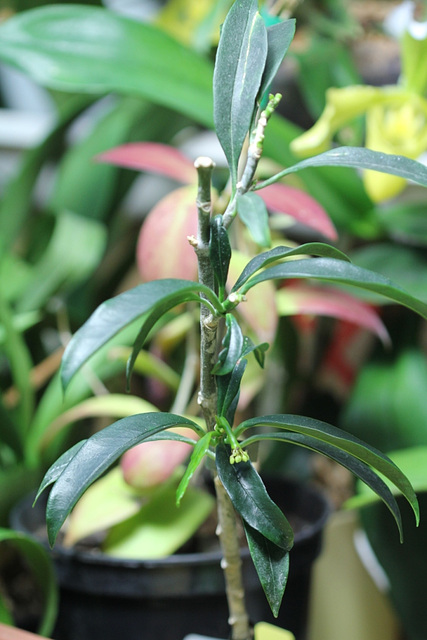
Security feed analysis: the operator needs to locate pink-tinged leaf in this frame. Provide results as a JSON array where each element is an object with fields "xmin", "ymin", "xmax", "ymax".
[
  {"xmin": 228, "ymin": 251, "xmax": 278, "ymax": 344},
  {"xmin": 96, "ymin": 142, "xmax": 196, "ymax": 184},
  {"xmin": 121, "ymin": 427, "xmax": 195, "ymax": 490},
  {"xmin": 276, "ymin": 283, "xmax": 390, "ymax": 344},
  {"xmin": 137, "ymin": 185, "xmax": 198, "ymax": 281},
  {"xmin": 258, "ymin": 183, "xmax": 337, "ymax": 241}
]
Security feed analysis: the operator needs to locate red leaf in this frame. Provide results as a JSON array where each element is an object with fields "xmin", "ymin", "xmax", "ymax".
[
  {"xmin": 137, "ymin": 185, "xmax": 198, "ymax": 281},
  {"xmin": 258, "ymin": 183, "xmax": 337, "ymax": 240},
  {"xmin": 96, "ymin": 142, "xmax": 195, "ymax": 184},
  {"xmin": 277, "ymin": 283, "xmax": 389, "ymax": 344}
]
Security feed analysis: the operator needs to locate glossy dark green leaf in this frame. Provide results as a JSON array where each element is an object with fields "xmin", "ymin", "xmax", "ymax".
[
  {"xmin": 258, "ymin": 147, "xmax": 427, "ymax": 190},
  {"xmin": 244, "ymin": 430, "xmax": 404, "ymax": 541},
  {"xmin": 213, "ymin": 0, "xmax": 268, "ymax": 183},
  {"xmin": 215, "ymin": 442, "xmax": 294, "ymax": 550},
  {"xmin": 44, "ymin": 413, "xmax": 200, "ymax": 545},
  {"xmin": 210, "ymin": 215, "xmax": 232, "ymax": 296},
  {"xmin": 176, "ymin": 431, "xmax": 214, "ymax": 506},
  {"xmin": 243, "ymin": 520, "xmax": 290, "ymax": 617},
  {"xmin": 0, "ymin": 528, "xmax": 58, "ymax": 636},
  {"xmin": 0, "ymin": 6, "xmax": 213, "ymax": 126},
  {"xmin": 61, "ymin": 279, "xmax": 222, "ymax": 389},
  {"xmin": 351, "ymin": 243, "xmax": 427, "ymax": 303},
  {"xmin": 237, "ymin": 192, "xmax": 271, "ymax": 248},
  {"xmin": 239, "ymin": 257, "xmax": 427, "ymax": 321},
  {"xmin": 35, "ymin": 441, "xmax": 87, "ymax": 503},
  {"xmin": 258, "ymin": 18, "xmax": 296, "ymax": 102},
  {"xmin": 236, "ymin": 414, "xmax": 419, "ymax": 526},
  {"xmin": 212, "ymin": 314, "xmax": 244, "ymax": 375},
  {"xmin": 217, "ymin": 358, "xmax": 247, "ymax": 423},
  {"xmin": 232, "ymin": 243, "xmax": 350, "ymax": 292}
]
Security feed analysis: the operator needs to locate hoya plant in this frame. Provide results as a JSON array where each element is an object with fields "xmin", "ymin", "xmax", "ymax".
[{"xmin": 35, "ymin": 1, "xmax": 427, "ymax": 639}]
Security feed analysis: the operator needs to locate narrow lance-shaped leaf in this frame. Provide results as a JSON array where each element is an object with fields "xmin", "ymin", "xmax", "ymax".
[
  {"xmin": 176, "ymin": 431, "xmax": 214, "ymax": 506},
  {"xmin": 235, "ymin": 414, "xmax": 419, "ymax": 525},
  {"xmin": 215, "ymin": 442, "xmax": 294, "ymax": 550},
  {"xmin": 213, "ymin": 0, "xmax": 268, "ymax": 184},
  {"xmin": 239, "ymin": 257, "xmax": 427, "ymax": 321},
  {"xmin": 42, "ymin": 413, "xmax": 200, "ymax": 545},
  {"xmin": 61, "ymin": 279, "xmax": 222, "ymax": 389},
  {"xmin": 257, "ymin": 147, "xmax": 427, "ymax": 190},
  {"xmin": 217, "ymin": 358, "xmax": 247, "ymax": 422},
  {"xmin": 243, "ymin": 520, "xmax": 290, "ymax": 618},
  {"xmin": 212, "ymin": 314, "xmax": 244, "ymax": 375},
  {"xmin": 237, "ymin": 192, "xmax": 271, "ymax": 248},
  {"xmin": 210, "ymin": 215, "xmax": 232, "ymax": 298},
  {"xmin": 243, "ymin": 430, "xmax": 404, "ymax": 541},
  {"xmin": 258, "ymin": 18, "xmax": 296, "ymax": 102},
  {"xmin": 232, "ymin": 243, "xmax": 350, "ymax": 292}
]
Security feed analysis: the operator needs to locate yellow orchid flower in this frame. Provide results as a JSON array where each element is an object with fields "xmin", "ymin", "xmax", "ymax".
[{"xmin": 291, "ymin": 2, "xmax": 427, "ymax": 203}]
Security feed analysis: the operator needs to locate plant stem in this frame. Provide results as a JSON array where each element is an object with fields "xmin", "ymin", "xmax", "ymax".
[
  {"xmin": 193, "ymin": 156, "xmax": 219, "ymax": 431},
  {"xmin": 214, "ymin": 476, "xmax": 251, "ymax": 640},
  {"xmin": 194, "ymin": 157, "xmax": 251, "ymax": 640}
]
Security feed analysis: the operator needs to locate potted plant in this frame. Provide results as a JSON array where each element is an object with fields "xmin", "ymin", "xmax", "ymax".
[{"xmin": 3, "ymin": 1, "xmax": 427, "ymax": 639}]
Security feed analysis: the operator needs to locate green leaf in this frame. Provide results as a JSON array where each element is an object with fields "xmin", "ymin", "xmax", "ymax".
[
  {"xmin": 61, "ymin": 279, "xmax": 222, "ymax": 389},
  {"xmin": 210, "ymin": 215, "xmax": 232, "ymax": 297},
  {"xmin": 257, "ymin": 147, "xmax": 427, "ymax": 190},
  {"xmin": 213, "ymin": 0, "xmax": 268, "ymax": 183},
  {"xmin": 41, "ymin": 394, "xmax": 159, "ymax": 450},
  {"xmin": 347, "ymin": 446, "xmax": 427, "ymax": 510},
  {"xmin": 0, "ymin": 528, "xmax": 58, "ymax": 636},
  {"xmin": 0, "ymin": 6, "xmax": 214, "ymax": 126},
  {"xmin": 239, "ymin": 257, "xmax": 427, "ymax": 321},
  {"xmin": 236, "ymin": 414, "xmax": 419, "ymax": 528},
  {"xmin": 212, "ymin": 314, "xmax": 244, "ymax": 375},
  {"xmin": 35, "ymin": 440, "xmax": 87, "ymax": 503},
  {"xmin": 258, "ymin": 18, "xmax": 296, "ymax": 102},
  {"xmin": 350, "ymin": 243, "xmax": 427, "ymax": 303},
  {"xmin": 245, "ymin": 430, "xmax": 404, "ymax": 541},
  {"xmin": 176, "ymin": 431, "xmax": 214, "ymax": 506},
  {"xmin": 232, "ymin": 243, "xmax": 350, "ymax": 292},
  {"xmin": 243, "ymin": 520, "xmax": 290, "ymax": 618},
  {"xmin": 242, "ymin": 336, "xmax": 269, "ymax": 368},
  {"xmin": 43, "ymin": 412, "xmax": 200, "ymax": 545},
  {"xmin": 215, "ymin": 442, "xmax": 294, "ymax": 550},
  {"xmin": 237, "ymin": 192, "xmax": 271, "ymax": 248},
  {"xmin": 63, "ymin": 467, "xmax": 142, "ymax": 546},
  {"xmin": 217, "ymin": 358, "xmax": 247, "ymax": 423}
]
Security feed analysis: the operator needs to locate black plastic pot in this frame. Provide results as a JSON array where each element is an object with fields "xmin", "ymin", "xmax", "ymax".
[{"xmin": 11, "ymin": 477, "xmax": 329, "ymax": 640}]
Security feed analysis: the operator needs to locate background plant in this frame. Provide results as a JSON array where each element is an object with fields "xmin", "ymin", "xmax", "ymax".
[
  {"xmin": 13, "ymin": 2, "xmax": 427, "ymax": 640},
  {"xmin": 1, "ymin": 1, "xmax": 427, "ymax": 639}
]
